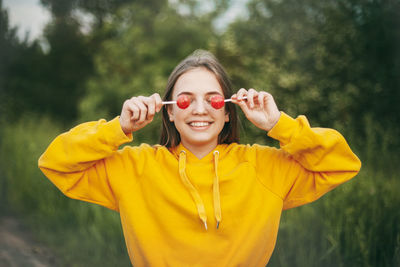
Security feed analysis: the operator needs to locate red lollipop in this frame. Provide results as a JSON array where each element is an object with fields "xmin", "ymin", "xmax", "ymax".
[
  {"xmin": 162, "ymin": 94, "xmax": 245, "ymax": 109},
  {"xmin": 176, "ymin": 95, "xmax": 191, "ymax": 109},
  {"xmin": 211, "ymin": 95, "xmax": 225, "ymax": 109}
]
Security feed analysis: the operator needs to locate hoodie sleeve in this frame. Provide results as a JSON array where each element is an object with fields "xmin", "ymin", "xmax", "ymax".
[
  {"xmin": 38, "ymin": 117, "xmax": 133, "ymax": 211},
  {"xmin": 255, "ymin": 112, "xmax": 361, "ymax": 210}
]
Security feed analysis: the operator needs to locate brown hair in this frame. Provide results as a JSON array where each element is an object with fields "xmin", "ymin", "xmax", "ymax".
[{"xmin": 159, "ymin": 50, "xmax": 239, "ymax": 147}]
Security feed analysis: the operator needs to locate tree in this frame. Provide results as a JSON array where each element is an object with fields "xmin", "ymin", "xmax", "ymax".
[
  {"xmin": 0, "ymin": 0, "xmax": 45, "ymax": 120},
  {"xmin": 0, "ymin": 0, "xmax": 17, "ymax": 116},
  {"xmin": 78, "ymin": 1, "xmax": 219, "ymax": 143},
  {"xmin": 217, "ymin": 0, "xmax": 400, "ymax": 149}
]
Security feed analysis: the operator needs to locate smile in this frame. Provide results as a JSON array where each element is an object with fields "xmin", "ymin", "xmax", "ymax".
[{"xmin": 188, "ymin": 121, "xmax": 212, "ymax": 127}]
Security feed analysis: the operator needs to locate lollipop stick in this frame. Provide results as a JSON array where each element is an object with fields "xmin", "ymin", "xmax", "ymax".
[
  {"xmin": 224, "ymin": 96, "xmax": 248, "ymax": 102},
  {"xmin": 162, "ymin": 100, "xmax": 176, "ymax": 105},
  {"xmin": 163, "ymin": 96, "xmax": 248, "ymax": 104}
]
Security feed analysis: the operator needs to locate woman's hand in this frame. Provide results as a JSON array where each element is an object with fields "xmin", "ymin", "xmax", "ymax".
[
  {"xmin": 119, "ymin": 93, "xmax": 163, "ymax": 135},
  {"xmin": 232, "ymin": 88, "xmax": 281, "ymax": 132}
]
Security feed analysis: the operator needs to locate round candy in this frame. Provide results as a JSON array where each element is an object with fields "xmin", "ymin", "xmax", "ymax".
[
  {"xmin": 176, "ymin": 95, "xmax": 191, "ymax": 109},
  {"xmin": 211, "ymin": 95, "xmax": 225, "ymax": 109}
]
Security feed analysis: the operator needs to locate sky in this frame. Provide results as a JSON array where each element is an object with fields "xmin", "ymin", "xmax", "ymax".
[
  {"xmin": 3, "ymin": 0, "xmax": 50, "ymax": 42},
  {"xmin": 3, "ymin": 0, "xmax": 248, "ymax": 42}
]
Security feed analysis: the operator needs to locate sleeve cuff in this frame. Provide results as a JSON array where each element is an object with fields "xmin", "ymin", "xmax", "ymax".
[
  {"xmin": 107, "ymin": 116, "xmax": 133, "ymax": 146},
  {"xmin": 267, "ymin": 112, "xmax": 298, "ymax": 145}
]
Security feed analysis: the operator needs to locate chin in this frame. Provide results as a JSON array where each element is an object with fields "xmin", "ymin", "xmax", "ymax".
[{"xmin": 184, "ymin": 135, "xmax": 218, "ymax": 146}]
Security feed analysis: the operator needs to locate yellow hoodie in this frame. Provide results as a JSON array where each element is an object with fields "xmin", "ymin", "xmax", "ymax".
[{"xmin": 38, "ymin": 112, "xmax": 361, "ymax": 267}]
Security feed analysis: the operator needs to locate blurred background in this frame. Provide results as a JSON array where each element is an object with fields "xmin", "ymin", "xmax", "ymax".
[{"xmin": 0, "ymin": 0, "xmax": 399, "ymax": 266}]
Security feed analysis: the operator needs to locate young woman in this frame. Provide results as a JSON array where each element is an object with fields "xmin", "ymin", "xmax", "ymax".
[{"xmin": 39, "ymin": 50, "xmax": 361, "ymax": 266}]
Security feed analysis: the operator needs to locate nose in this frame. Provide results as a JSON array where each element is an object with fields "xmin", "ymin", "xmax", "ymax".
[{"xmin": 191, "ymin": 97, "xmax": 208, "ymax": 114}]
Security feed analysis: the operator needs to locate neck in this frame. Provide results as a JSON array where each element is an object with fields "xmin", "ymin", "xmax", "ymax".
[{"xmin": 181, "ymin": 141, "xmax": 218, "ymax": 159}]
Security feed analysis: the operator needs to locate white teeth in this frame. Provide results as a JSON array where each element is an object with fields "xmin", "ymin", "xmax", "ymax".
[{"xmin": 189, "ymin": 122, "xmax": 210, "ymax": 127}]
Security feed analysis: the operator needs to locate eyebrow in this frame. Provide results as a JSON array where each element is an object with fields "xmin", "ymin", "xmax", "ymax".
[{"xmin": 177, "ymin": 90, "xmax": 223, "ymax": 96}]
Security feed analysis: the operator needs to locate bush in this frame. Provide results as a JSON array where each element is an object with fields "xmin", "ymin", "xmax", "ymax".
[
  {"xmin": 0, "ymin": 115, "xmax": 130, "ymax": 266},
  {"xmin": 0, "ymin": 115, "xmax": 398, "ymax": 266}
]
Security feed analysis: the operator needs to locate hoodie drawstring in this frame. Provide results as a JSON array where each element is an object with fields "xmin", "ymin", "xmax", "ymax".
[
  {"xmin": 178, "ymin": 150, "xmax": 222, "ymax": 230},
  {"xmin": 213, "ymin": 151, "xmax": 222, "ymax": 229}
]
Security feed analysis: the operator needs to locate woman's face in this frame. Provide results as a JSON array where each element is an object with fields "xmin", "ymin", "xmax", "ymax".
[{"xmin": 168, "ymin": 67, "xmax": 229, "ymax": 150}]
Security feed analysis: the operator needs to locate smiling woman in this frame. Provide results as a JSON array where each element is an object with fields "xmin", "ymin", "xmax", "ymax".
[
  {"xmin": 165, "ymin": 68, "xmax": 231, "ymax": 158},
  {"xmin": 159, "ymin": 50, "xmax": 240, "ymax": 150},
  {"xmin": 38, "ymin": 49, "xmax": 361, "ymax": 267}
]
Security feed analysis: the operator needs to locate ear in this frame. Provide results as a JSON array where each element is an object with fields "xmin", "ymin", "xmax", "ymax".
[
  {"xmin": 167, "ymin": 106, "xmax": 174, "ymax": 122},
  {"xmin": 224, "ymin": 112, "xmax": 229, "ymax": 122}
]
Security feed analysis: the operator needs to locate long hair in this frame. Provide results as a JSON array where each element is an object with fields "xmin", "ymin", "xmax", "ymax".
[{"xmin": 159, "ymin": 50, "xmax": 239, "ymax": 147}]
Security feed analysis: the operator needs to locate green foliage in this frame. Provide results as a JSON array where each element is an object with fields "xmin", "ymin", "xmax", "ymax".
[
  {"xmin": 1, "ymin": 0, "xmax": 399, "ymax": 266},
  {"xmin": 269, "ymin": 164, "xmax": 400, "ymax": 267},
  {"xmin": 39, "ymin": 18, "xmax": 94, "ymax": 121},
  {"xmin": 0, "ymin": 0, "xmax": 21, "ymax": 117},
  {"xmin": 216, "ymin": 0, "xmax": 400, "ymax": 149},
  {"xmin": 1, "ymin": 9, "xmax": 95, "ymax": 122},
  {"xmin": 78, "ymin": 1, "xmax": 221, "ymax": 144},
  {"xmin": 78, "ymin": 2, "xmax": 216, "ymax": 122},
  {"xmin": 0, "ymin": 116, "xmax": 131, "ymax": 266},
  {"xmin": 40, "ymin": 0, "xmax": 139, "ymax": 28},
  {"xmin": 1, "ymin": 115, "xmax": 399, "ymax": 267}
]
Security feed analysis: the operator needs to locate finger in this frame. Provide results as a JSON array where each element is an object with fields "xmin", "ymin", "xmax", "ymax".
[
  {"xmin": 236, "ymin": 88, "xmax": 247, "ymax": 101},
  {"xmin": 247, "ymin": 88, "xmax": 257, "ymax": 109},
  {"xmin": 121, "ymin": 99, "xmax": 132, "ymax": 119},
  {"xmin": 147, "ymin": 100, "xmax": 156, "ymax": 121},
  {"xmin": 125, "ymin": 98, "xmax": 141, "ymax": 121},
  {"xmin": 132, "ymin": 98, "xmax": 148, "ymax": 123},
  {"xmin": 235, "ymin": 94, "xmax": 251, "ymax": 115},
  {"xmin": 258, "ymin": 91, "xmax": 267, "ymax": 109},
  {"xmin": 152, "ymin": 93, "xmax": 163, "ymax": 113},
  {"xmin": 141, "ymin": 96, "xmax": 155, "ymax": 120},
  {"xmin": 265, "ymin": 92, "xmax": 279, "ymax": 113},
  {"xmin": 128, "ymin": 103, "xmax": 140, "ymax": 121},
  {"xmin": 230, "ymin": 93, "xmax": 238, "ymax": 104}
]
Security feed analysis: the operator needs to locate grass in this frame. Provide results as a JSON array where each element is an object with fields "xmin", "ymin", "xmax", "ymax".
[
  {"xmin": 0, "ymin": 115, "xmax": 130, "ymax": 266},
  {"xmin": 0, "ymin": 114, "xmax": 399, "ymax": 266},
  {"xmin": 269, "ymin": 163, "xmax": 400, "ymax": 267}
]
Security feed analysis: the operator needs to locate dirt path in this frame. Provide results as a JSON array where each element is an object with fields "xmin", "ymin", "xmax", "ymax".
[{"xmin": 0, "ymin": 216, "xmax": 59, "ymax": 267}]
